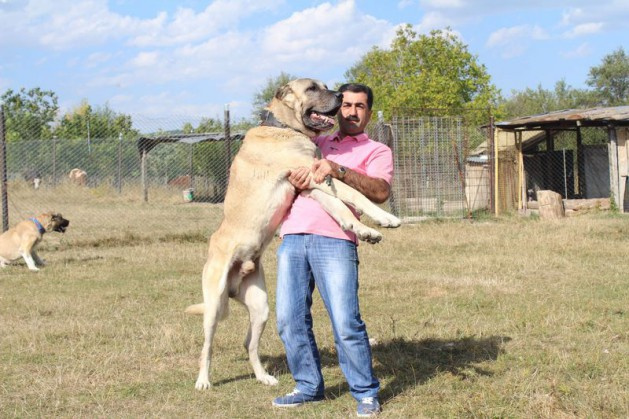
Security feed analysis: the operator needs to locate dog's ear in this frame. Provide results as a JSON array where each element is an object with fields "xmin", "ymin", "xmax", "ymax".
[{"xmin": 275, "ymin": 84, "xmax": 292, "ymax": 100}]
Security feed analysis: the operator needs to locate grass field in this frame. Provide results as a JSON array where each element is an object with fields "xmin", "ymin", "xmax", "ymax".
[{"xmin": 1, "ymin": 196, "xmax": 627, "ymax": 418}]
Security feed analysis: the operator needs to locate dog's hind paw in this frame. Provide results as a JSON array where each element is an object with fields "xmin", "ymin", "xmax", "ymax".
[
  {"xmin": 195, "ymin": 379, "xmax": 212, "ymax": 390},
  {"xmin": 257, "ymin": 374, "xmax": 279, "ymax": 386},
  {"xmin": 375, "ymin": 213, "xmax": 401, "ymax": 228}
]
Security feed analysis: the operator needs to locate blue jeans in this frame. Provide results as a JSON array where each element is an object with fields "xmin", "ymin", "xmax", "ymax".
[{"xmin": 276, "ymin": 234, "xmax": 379, "ymax": 401}]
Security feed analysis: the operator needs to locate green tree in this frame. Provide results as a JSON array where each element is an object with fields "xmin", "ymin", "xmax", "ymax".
[
  {"xmin": 251, "ymin": 71, "xmax": 299, "ymax": 119},
  {"xmin": 344, "ymin": 25, "xmax": 500, "ymax": 120},
  {"xmin": 194, "ymin": 117, "xmax": 224, "ymax": 133},
  {"xmin": 1, "ymin": 87, "xmax": 59, "ymax": 142},
  {"xmin": 586, "ymin": 47, "xmax": 629, "ymax": 105},
  {"xmin": 502, "ymin": 80, "xmax": 599, "ymax": 119},
  {"xmin": 53, "ymin": 100, "xmax": 136, "ymax": 140}
]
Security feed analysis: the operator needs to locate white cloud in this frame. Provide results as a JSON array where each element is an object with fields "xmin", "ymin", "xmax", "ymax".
[
  {"xmin": 130, "ymin": 51, "xmax": 161, "ymax": 68},
  {"xmin": 85, "ymin": 52, "xmax": 113, "ymax": 68},
  {"xmin": 415, "ymin": 10, "xmax": 455, "ymax": 32},
  {"xmin": 129, "ymin": 0, "xmax": 284, "ymax": 47},
  {"xmin": 486, "ymin": 25, "xmax": 548, "ymax": 58},
  {"xmin": 420, "ymin": 0, "xmax": 464, "ymax": 9},
  {"xmin": 261, "ymin": 0, "xmax": 391, "ymax": 68},
  {"xmin": 562, "ymin": 22, "xmax": 604, "ymax": 38},
  {"xmin": 487, "ymin": 25, "xmax": 547, "ymax": 47},
  {"xmin": 397, "ymin": 0, "xmax": 415, "ymax": 8},
  {"xmin": 561, "ymin": 43, "xmax": 592, "ymax": 58}
]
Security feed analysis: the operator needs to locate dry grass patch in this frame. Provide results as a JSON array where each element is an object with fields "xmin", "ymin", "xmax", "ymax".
[{"xmin": 1, "ymin": 203, "xmax": 628, "ymax": 417}]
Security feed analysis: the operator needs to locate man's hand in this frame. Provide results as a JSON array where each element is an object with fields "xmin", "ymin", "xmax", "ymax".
[
  {"xmin": 311, "ymin": 158, "xmax": 336, "ymax": 184},
  {"xmin": 287, "ymin": 166, "xmax": 311, "ymax": 190}
]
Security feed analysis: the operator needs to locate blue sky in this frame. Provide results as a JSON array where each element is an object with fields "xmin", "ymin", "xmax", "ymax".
[{"xmin": 1, "ymin": 0, "xmax": 628, "ymax": 126}]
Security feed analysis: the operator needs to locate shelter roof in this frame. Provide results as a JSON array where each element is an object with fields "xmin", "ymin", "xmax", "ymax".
[
  {"xmin": 496, "ymin": 106, "xmax": 629, "ymax": 130},
  {"xmin": 137, "ymin": 132, "xmax": 246, "ymax": 154}
]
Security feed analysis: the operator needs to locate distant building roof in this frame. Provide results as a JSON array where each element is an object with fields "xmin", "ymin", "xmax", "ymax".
[
  {"xmin": 496, "ymin": 106, "xmax": 629, "ymax": 130},
  {"xmin": 137, "ymin": 132, "xmax": 246, "ymax": 154}
]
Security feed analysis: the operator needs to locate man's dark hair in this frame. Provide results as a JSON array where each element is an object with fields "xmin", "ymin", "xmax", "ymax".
[{"xmin": 338, "ymin": 83, "xmax": 374, "ymax": 110}]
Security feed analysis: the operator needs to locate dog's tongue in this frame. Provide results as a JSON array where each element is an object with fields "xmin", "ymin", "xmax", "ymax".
[{"xmin": 312, "ymin": 112, "xmax": 334, "ymax": 125}]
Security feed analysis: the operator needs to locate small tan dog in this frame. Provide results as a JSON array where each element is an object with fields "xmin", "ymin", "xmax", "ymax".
[
  {"xmin": 0, "ymin": 213, "xmax": 69, "ymax": 271},
  {"xmin": 186, "ymin": 78, "xmax": 400, "ymax": 390}
]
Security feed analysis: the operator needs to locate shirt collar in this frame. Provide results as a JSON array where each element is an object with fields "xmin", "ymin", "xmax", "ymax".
[{"xmin": 332, "ymin": 131, "xmax": 369, "ymax": 143}]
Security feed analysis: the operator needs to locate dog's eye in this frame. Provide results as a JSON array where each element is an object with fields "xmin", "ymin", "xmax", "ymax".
[{"xmin": 307, "ymin": 85, "xmax": 318, "ymax": 92}]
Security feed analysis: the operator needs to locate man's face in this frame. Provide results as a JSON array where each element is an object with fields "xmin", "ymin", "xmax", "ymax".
[{"xmin": 337, "ymin": 91, "xmax": 372, "ymax": 136}]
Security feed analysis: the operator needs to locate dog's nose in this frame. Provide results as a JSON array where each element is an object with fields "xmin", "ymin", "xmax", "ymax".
[{"xmin": 335, "ymin": 91, "xmax": 343, "ymax": 99}]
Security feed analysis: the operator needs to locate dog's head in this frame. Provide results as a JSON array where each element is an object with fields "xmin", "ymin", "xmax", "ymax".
[
  {"xmin": 40, "ymin": 212, "xmax": 70, "ymax": 233},
  {"xmin": 266, "ymin": 78, "xmax": 343, "ymax": 137}
]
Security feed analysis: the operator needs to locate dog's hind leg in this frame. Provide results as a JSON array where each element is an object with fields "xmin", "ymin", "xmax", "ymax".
[
  {"xmin": 195, "ymin": 255, "xmax": 230, "ymax": 390},
  {"xmin": 233, "ymin": 262, "xmax": 278, "ymax": 386}
]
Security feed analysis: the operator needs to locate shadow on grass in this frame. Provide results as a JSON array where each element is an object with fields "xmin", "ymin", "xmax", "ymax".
[{"xmin": 256, "ymin": 335, "xmax": 511, "ymax": 402}]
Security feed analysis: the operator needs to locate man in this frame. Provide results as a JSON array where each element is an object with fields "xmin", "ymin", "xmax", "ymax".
[{"xmin": 272, "ymin": 83, "xmax": 393, "ymax": 417}]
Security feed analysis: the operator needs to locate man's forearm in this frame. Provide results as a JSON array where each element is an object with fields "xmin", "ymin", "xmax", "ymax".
[{"xmin": 330, "ymin": 162, "xmax": 390, "ymax": 204}]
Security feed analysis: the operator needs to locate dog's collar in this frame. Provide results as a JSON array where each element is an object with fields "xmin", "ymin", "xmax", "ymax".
[
  {"xmin": 259, "ymin": 110, "xmax": 288, "ymax": 128},
  {"xmin": 30, "ymin": 217, "xmax": 46, "ymax": 234}
]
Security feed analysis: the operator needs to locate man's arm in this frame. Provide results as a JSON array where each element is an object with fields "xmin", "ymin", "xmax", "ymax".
[{"xmin": 311, "ymin": 159, "xmax": 390, "ymax": 204}]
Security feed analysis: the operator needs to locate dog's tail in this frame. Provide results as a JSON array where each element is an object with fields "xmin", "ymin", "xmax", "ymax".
[
  {"xmin": 184, "ymin": 303, "xmax": 205, "ymax": 315},
  {"xmin": 184, "ymin": 299, "xmax": 229, "ymax": 319}
]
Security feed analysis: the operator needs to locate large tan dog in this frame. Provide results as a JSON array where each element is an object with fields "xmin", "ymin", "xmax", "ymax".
[
  {"xmin": 0, "ymin": 212, "xmax": 69, "ymax": 271},
  {"xmin": 186, "ymin": 78, "xmax": 401, "ymax": 390}
]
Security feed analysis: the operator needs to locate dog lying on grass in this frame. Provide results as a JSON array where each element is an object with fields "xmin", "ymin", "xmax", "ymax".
[{"xmin": 0, "ymin": 212, "xmax": 69, "ymax": 271}]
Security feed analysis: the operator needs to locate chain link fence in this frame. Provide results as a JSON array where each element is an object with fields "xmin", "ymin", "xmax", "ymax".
[
  {"xmin": 369, "ymin": 110, "xmax": 490, "ymax": 220},
  {"xmin": 3, "ymin": 107, "xmax": 614, "ymax": 242}
]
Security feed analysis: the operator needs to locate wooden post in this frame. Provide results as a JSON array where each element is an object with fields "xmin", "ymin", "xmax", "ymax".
[
  {"xmin": 0, "ymin": 104, "xmax": 8, "ymax": 231},
  {"xmin": 576, "ymin": 126, "xmax": 584, "ymax": 197},
  {"xmin": 516, "ymin": 131, "xmax": 525, "ymax": 210},
  {"xmin": 608, "ymin": 126, "xmax": 619, "ymax": 209},
  {"xmin": 537, "ymin": 190, "xmax": 565, "ymax": 219},
  {"xmin": 489, "ymin": 116, "xmax": 496, "ymax": 214}
]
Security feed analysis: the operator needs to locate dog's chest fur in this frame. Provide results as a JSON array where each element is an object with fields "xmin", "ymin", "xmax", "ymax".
[{"xmin": 214, "ymin": 126, "xmax": 317, "ymax": 257}]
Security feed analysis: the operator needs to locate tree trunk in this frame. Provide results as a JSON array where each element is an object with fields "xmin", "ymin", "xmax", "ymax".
[{"xmin": 537, "ymin": 190, "xmax": 565, "ymax": 219}]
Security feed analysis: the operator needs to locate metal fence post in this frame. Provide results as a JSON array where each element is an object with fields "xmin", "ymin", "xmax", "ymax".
[
  {"xmin": 224, "ymin": 104, "xmax": 231, "ymax": 184},
  {"xmin": 0, "ymin": 104, "xmax": 8, "ymax": 231},
  {"xmin": 117, "ymin": 132, "xmax": 122, "ymax": 194},
  {"xmin": 52, "ymin": 136, "xmax": 57, "ymax": 187}
]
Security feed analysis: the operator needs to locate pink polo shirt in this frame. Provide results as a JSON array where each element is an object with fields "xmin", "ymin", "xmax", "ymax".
[{"xmin": 280, "ymin": 131, "xmax": 394, "ymax": 243}]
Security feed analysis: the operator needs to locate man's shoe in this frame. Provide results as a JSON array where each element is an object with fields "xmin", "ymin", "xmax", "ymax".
[
  {"xmin": 272, "ymin": 389, "xmax": 324, "ymax": 408},
  {"xmin": 357, "ymin": 397, "xmax": 381, "ymax": 417}
]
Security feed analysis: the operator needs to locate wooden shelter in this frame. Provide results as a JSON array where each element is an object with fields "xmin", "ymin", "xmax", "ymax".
[
  {"xmin": 469, "ymin": 106, "xmax": 629, "ymax": 213},
  {"xmin": 136, "ymin": 132, "xmax": 245, "ymax": 202}
]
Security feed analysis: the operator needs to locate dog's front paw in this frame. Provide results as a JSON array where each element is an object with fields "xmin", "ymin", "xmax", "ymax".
[
  {"xmin": 195, "ymin": 379, "xmax": 212, "ymax": 390},
  {"xmin": 28, "ymin": 266, "xmax": 40, "ymax": 272},
  {"xmin": 257, "ymin": 374, "xmax": 279, "ymax": 386}
]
